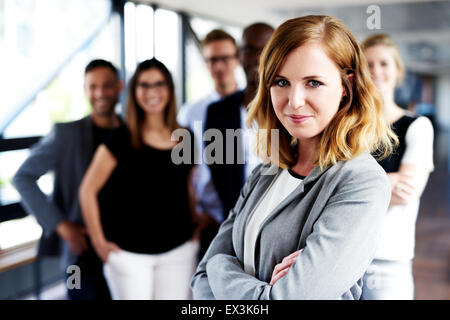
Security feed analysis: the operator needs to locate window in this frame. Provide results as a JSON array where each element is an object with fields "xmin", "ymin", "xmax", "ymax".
[
  {"xmin": 185, "ymin": 36, "xmax": 214, "ymax": 103},
  {"xmin": 0, "ymin": 0, "xmax": 113, "ymax": 137},
  {"xmin": 0, "ymin": 0, "xmax": 120, "ymax": 251},
  {"xmin": 155, "ymin": 8, "xmax": 182, "ymax": 107},
  {"xmin": 124, "ymin": 2, "xmax": 155, "ymax": 82},
  {"xmin": 124, "ymin": 4, "xmax": 183, "ymax": 107},
  {"xmin": 0, "ymin": 216, "xmax": 42, "ymax": 250}
]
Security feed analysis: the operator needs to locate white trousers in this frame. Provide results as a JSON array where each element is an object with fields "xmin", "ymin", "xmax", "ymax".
[
  {"xmin": 103, "ymin": 239, "xmax": 199, "ymax": 300},
  {"xmin": 361, "ymin": 259, "xmax": 414, "ymax": 300}
]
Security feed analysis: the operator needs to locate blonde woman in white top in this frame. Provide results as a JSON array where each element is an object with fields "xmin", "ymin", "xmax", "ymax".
[{"xmin": 361, "ymin": 34, "xmax": 434, "ymax": 300}]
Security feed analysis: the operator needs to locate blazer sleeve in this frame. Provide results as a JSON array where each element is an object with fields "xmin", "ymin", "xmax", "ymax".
[
  {"xmin": 12, "ymin": 125, "xmax": 66, "ymax": 236},
  {"xmin": 190, "ymin": 163, "xmax": 263, "ymax": 299},
  {"xmin": 205, "ymin": 163, "xmax": 391, "ymax": 299}
]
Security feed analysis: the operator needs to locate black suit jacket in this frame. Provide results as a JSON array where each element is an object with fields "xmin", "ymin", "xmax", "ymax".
[{"xmin": 204, "ymin": 90, "xmax": 245, "ymax": 219}]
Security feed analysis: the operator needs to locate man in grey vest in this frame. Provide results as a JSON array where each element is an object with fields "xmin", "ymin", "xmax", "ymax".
[{"xmin": 13, "ymin": 59, "xmax": 123, "ymax": 300}]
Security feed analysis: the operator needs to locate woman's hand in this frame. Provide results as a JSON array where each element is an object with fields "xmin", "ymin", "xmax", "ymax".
[
  {"xmin": 270, "ymin": 249, "xmax": 303, "ymax": 285},
  {"xmin": 93, "ymin": 239, "xmax": 121, "ymax": 263},
  {"xmin": 387, "ymin": 172, "xmax": 417, "ymax": 206},
  {"xmin": 79, "ymin": 145, "xmax": 119, "ymax": 262}
]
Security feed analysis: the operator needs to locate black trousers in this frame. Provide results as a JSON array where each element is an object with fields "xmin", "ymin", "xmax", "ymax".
[{"xmin": 66, "ymin": 245, "xmax": 111, "ymax": 300}]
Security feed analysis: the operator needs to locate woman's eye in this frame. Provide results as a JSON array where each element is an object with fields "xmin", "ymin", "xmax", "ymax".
[
  {"xmin": 308, "ymin": 80, "xmax": 322, "ymax": 88},
  {"xmin": 274, "ymin": 79, "xmax": 289, "ymax": 87}
]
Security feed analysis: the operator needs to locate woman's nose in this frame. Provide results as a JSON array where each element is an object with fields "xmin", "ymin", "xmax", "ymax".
[
  {"xmin": 371, "ymin": 63, "xmax": 382, "ymax": 78},
  {"xmin": 288, "ymin": 85, "xmax": 306, "ymax": 109}
]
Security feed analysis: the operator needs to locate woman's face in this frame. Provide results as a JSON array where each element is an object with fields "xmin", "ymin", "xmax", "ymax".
[
  {"xmin": 135, "ymin": 68, "xmax": 170, "ymax": 115},
  {"xmin": 270, "ymin": 41, "xmax": 345, "ymax": 143},
  {"xmin": 364, "ymin": 44, "xmax": 399, "ymax": 95}
]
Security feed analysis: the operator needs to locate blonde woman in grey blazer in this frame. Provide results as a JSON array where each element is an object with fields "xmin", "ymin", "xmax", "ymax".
[{"xmin": 190, "ymin": 15, "xmax": 397, "ymax": 300}]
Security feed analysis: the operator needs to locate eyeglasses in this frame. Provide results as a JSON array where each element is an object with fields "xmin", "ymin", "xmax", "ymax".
[
  {"xmin": 137, "ymin": 81, "xmax": 168, "ymax": 91},
  {"xmin": 205, "ymin": 55, "xmax": 237, "ymax": 66}
]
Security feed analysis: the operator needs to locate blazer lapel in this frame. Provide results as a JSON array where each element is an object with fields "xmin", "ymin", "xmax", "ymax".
[{"xmin": 256, "ymin": 165, "xmax": 331, "ymax": 244}]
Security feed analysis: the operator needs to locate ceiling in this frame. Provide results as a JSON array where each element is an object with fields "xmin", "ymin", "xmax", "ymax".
[{"xmin": 151, "ymin": 0, "xmax": 450, "ymax": 75}]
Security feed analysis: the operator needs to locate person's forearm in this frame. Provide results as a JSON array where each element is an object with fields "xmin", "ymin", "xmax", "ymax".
[
  {"xmin": 387, "ymin": 166, "xmax": 430, "ymax": 207},
  {"xmin": 12, "ymin": 173, "xmax": 65, "ymax": 235},
  {"xmin": 206, "ymin": 254, "xmax": 270, "ymax": 300},
  {"xmin": 190, "ymin": 208, "xmax": 238, "ymax": 299},
  {"xmin": 398, "ymin": 164, "xmax": 430, "ymax": 198},
  {"xmin": 79, "ymin": 188, "xmax": 106, "ymax": 246},
  {"xmin": 191, "ymin": 269, "xmax": 216, "ymax": 299},
  {"xmin": 11, "ymin": 124, "xmax": 65, "ymax": 235}
]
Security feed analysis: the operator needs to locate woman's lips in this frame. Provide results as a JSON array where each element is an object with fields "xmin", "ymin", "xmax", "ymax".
[{"xmin": 287, "ymin": 115, "xmax": 312, "ymax": 123}]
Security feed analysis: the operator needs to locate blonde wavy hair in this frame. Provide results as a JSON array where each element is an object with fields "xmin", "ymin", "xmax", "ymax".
[{"xmin": 247, "ymin": 15, "xmax": 397, "ymax": 170}]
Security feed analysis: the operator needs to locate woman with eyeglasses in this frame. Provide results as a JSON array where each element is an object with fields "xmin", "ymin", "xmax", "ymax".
[{"xmin": 80, "ymin": 58, "xmax": 202, "ymax": 300}]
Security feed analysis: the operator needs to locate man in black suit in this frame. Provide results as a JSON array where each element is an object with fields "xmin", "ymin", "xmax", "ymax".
[
  {"xmin": 12, "ymin": 59, "xmax": 123, "ymax": 300},
  {"xmin": 204, "ymin": 23, "xmax": 274, "ymax": 222}
]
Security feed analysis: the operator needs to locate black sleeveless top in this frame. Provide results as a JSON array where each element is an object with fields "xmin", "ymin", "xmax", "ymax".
[
  {"xmin": 98, "ymin": 125, "xmax": 196, "ymax": 254},
  {"xmin": 376, "ymin": 114, "xmax": 419, "ymax": 173}
]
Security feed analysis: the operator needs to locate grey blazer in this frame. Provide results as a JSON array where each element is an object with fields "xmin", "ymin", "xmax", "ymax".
[
  {"xmin": 191, "ymin": 153, "xmax": 391, "ymax": 300},
  {"xmin": 12, "ymin": 116, "xmax": 97, "ymax": 266}
]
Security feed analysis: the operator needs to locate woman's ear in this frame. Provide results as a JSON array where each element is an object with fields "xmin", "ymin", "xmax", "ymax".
[
  {"xmin": 340, "ymin": 72, "xmax": 355, "ymax": 107},
  {"xmin": 342, "ymin": 72, "xmax": 355, "ymax": 97},
  {"xmin": 347, "ymin": 72, "xmax": 355, "ymax": 85}
]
